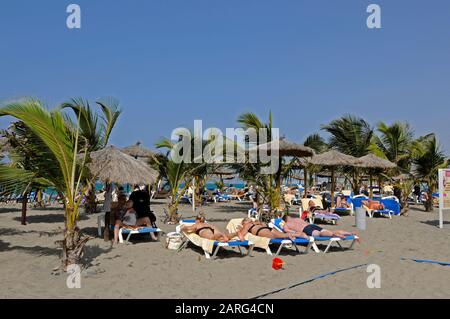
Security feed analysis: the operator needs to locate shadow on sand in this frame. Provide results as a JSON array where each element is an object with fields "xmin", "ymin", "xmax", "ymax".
[
  {"xmin": 420, "ymin": 220, "xmax": 450, "ymax": 228},
  {"xmin": 0, "ymin": 239, "xmax": 60, "ymax": 256},
  {"xmin": 13, "ymin": 213, "xmax": 89, "ymax": 224}
]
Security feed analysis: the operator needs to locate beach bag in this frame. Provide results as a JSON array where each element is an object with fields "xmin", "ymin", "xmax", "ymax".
[{"xmin": 166, "ymin": 232, "xmax": 183, "ymax": 250}]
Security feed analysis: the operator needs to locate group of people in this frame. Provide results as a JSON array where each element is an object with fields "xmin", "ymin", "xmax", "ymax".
[
  {"xmin": 181, "ymin": 214, "xmax": 357, "ymax": 243},
  {"xmin": 104, "ymin": 185, "xmax": 158, "ymax": 245}
]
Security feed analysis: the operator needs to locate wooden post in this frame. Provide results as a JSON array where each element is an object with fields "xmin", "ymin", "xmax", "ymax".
[
  {"xmin": 369, "ymin": 173, "xmax": 374, "ymax": 199},
  {"xmin": 331, "ymin": 168, "xmax": 335, "ymax": 209}
]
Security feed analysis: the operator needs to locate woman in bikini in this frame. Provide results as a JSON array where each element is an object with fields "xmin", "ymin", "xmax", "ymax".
[
  {"xmin": 181, "ymin": 215, "xmax": 237, "ymax": 242},
  {"xmin": 237, "ymin": 218, "xmax": 299, "ymax": 241},
  {"xmin": 361, "ymin": 199, "xmax": 385, "ymax": 210}
]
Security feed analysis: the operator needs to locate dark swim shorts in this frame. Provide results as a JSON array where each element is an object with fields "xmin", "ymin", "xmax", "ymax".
[{"xmin": 303, "ymin": 224, "xmax": 323, "ymax": 236}]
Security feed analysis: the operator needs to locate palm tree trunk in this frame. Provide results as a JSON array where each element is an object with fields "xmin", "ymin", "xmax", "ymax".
[
  {"xmin": 331, "ymin": 168, "xmax": 335, "ymax": 208},
  {"xmin": 21, "ymin": 192, "xmax": 28, "ymax": 225},
  {"xmin": 426, "ymin": 179, "xmax": 434, "ymax": 212},
  {"xmin": 62, "ymin": 208, "xmax": 89, "ymax": 269}
]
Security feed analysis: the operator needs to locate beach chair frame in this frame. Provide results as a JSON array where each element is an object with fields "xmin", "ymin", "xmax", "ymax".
[
  {"xmin": 118, "ymin": 227, "xmax": 162, "ymax": 244},
  {"xmin": 176, "ymin": 221, "xmax": 255, "ymax": 260},
  {"xmin": 363, "ymin": 205, "xmax": 393, "ymax": 219},
  {"xmin": 97, "ymin": 214, "xmax": 162, "ymax": 243},
  {"xmin": 266, "ymin": 237, "xmax": 318, "ymax": 256},
  {"xmin": 270, "ymin": 219, "xmax": 358, "ymax": 254}
]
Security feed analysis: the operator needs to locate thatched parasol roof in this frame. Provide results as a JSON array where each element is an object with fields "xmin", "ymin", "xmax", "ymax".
[
  {"xmin": 255, "ymin": 138, "xmax": 314, "ymax": 158},
  {"xmin": 356, "ymin": 153, "xmax": 396, "ymax": 169},
  {"xmin": 122, "ymin": 141, "xmax": 156, "ymax": 159},
  {"xmin": 88, "ymin": 145, "xmax": 158, "ymax": 185},
  {"xmin": 308, "ymin": 150, "xmax": 360, "ymax": 167}
]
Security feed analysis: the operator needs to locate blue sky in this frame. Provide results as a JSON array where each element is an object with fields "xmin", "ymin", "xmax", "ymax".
[{"xmin": 1, "ymin": 0, "xmax": 449, "ymax": 154}]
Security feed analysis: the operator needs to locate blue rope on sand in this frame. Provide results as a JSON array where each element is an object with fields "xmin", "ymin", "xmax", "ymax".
[
  {"xmin": 401, "ymin": 258, "xmax": 450, "ymax": 266},
  {"xmin": 251, "ymin": 263, "xmax": 368, "ymax": 299}
]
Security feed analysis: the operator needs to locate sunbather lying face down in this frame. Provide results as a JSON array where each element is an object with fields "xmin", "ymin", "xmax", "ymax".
[
  {"xmin": 238, "ymin": 218, "xmax": 300, "ymax": 241},
  {"xmin": 181, "ymin": 216, "xmax": 237, "ymax": 243},
  {"xmin": 362, "ymin": 200, "xmax": 385, "ymax": 210},
  {"xmin": 281, "ymin": 215, "xmax": 359, "ymax": 241}
]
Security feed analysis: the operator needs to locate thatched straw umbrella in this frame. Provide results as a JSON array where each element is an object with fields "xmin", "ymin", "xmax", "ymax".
[
  {"xmin": 88, "ymin": 145, "xmax": 158, "ymax": 185},
  {"xmin": 355, "ymin": 153, "xmax": 396, "ymax": 198},
  {"xmin": 253, "ymin": 138, "xmax": 314, "ymax": 208},
  {"xmin": 122, "ymin": 141, "xmax": 156, "ymax": 160},
  {"xmin": 257, "ymin": 138, "xmax": 314, "ymax": 157},
  {"xmin": 308, "ymin": 150, "xmax": 360, "ymax": 208}
]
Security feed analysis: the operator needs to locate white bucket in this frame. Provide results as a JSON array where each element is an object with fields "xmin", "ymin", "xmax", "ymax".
[{"xmin": 166, "ymin": 232, "xmax": 183, "ymax": 250}]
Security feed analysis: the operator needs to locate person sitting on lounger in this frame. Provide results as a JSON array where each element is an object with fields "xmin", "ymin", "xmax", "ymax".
[
  {"xmin": 362, "ymin": 199, "xmax": 385, "ymax": 211},
  {"xmin": 113, "ymin": 199, "xmax": 158, "ymax": 244},
  {"xmin": 336, "ymin": 195, "xmax": 351, "ymax": 209},
  {"xmin": 237, "ymin": 218, "xmax": 300, "ymax": 241},
  {"xmin": 113, "ymin": 196, "xmax": 136, "ymax": 244},
  {"xmin": 181, "ymin": 215, "xmax": 238, "ymax": 243},
  {"xmin": 282, "ymin": 215, "xmax": 359, "ymax": 240}
]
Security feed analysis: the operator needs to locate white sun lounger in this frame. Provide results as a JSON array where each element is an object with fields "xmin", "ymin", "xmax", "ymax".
[
  {"xmin": 271, "ymin": 218, "xmax": 358, "ymax": 254},
  {"xmin": 97, "ymin": 214, "xmax": 162, "ymax": 243},
  {"xmin": 176, "ymin": 220, "xmax": 254, "ymax": 260}
]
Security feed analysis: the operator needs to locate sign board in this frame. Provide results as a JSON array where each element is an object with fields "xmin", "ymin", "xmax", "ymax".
[{"xmin": 438, "ymin": 169, "xmax": 450, "ymax": 229}]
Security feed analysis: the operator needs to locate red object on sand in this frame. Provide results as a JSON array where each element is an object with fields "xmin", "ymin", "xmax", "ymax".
[
  {"xmin": 301, "ymin": 211, "xmax": 308, "ymax": 220},
  {"xmin": 272, "ymin": 258, "xmax": 284, "ymax": 270}
]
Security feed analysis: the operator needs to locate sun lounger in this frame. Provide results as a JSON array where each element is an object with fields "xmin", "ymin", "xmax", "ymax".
[
  {"xmin": 118, "ymin": 226, "xmax": 162, "ymax": 244},
  {"xmin": 271, "ymin": 218, "xmax": 358, "ymax": 254},
  {"xmin": 176, "ymin": 220, "xmax": 254, "ymax": 260},
  {"xmin": 227, "ymin": 218, "xmax": 316, "ymax": 256},
  {"xmin": 352, "ymin": 195, "xmax": 400, "ymax": 219},
  {"xmin": 97, "ymin": 214, "xmax": 162, "ymax": 243},
  {"xmin": 334, "ymin": 207, "xmax": 353, "ymax": 215},
  {"xmin": 300, "ymin": 198, "xmax": 340, "ymax": 225}
]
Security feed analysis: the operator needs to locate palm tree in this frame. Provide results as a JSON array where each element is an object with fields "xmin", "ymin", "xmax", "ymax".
[
  {"xmin": 0, "ymin": 99, "xmax": 89, "ymax": 268},
  {"xmin": 60, "ymin": 98, "xmax": 122, "ymax": 214},
  {"xmin": 153, "ymin": 133, "xmax": 213, "ymax": 222},
  {"xmin": 237, "ymin": 111, "xmax": 280, "ymax": 212},
  {"xmin": 303, "ymin": 133, "xmax": 329, "ymax": 192},
  {"xmin": 0, "ymin": 121, "xmax": 55, "ymax": 224},
  {"xmin": 304, "ymin": 133, "xmax": 328, "ymax": 154},
  {"xmin": 322, "ymin": 115, "xmax": 374, "ymax": 193},
  {"xmin": 369, "ymin": 121, "xmax": 416, "ymax": 172},
  {"xmin": 413, "ymin": 134, "xmax": 448, "ymax": 211}
]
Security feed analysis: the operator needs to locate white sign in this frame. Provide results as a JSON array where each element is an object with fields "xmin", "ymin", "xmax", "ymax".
[{"xmin": 438, "ymin": 169, "xmax": 450, "ymax": 229}]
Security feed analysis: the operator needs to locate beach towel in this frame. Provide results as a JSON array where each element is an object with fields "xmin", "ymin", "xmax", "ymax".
[
  {"xmin": 182, "ymin": 232, "xmax": 215, "ymax": 255},
  {"xmin": 226, "ymin": 218, "xmax": 270, "ymax": 250}
]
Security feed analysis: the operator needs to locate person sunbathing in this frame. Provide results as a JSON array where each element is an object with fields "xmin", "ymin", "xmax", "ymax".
[
  {"xmin": 181, "ymin": 215, "xmax": 237, "ymax": 242},
  {"xmin": 308, "ymin": 200, "xmax": 340, "ymax": 217},
  {"xmin": 282, "ymin": 215, "xmax": 359, "ymax": 240},
  {"xmin": 362, "ymin": 200, "xmax": 385, "ymax": 210},
  {"xmin": 237, "ymin": 218, "xmax": 301, "ymax": 241}
]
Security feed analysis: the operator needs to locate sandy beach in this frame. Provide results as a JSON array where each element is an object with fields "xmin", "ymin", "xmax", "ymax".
[{"xmin": 0, "ymin": 200, "xmax": 449, "ymax": 299}]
